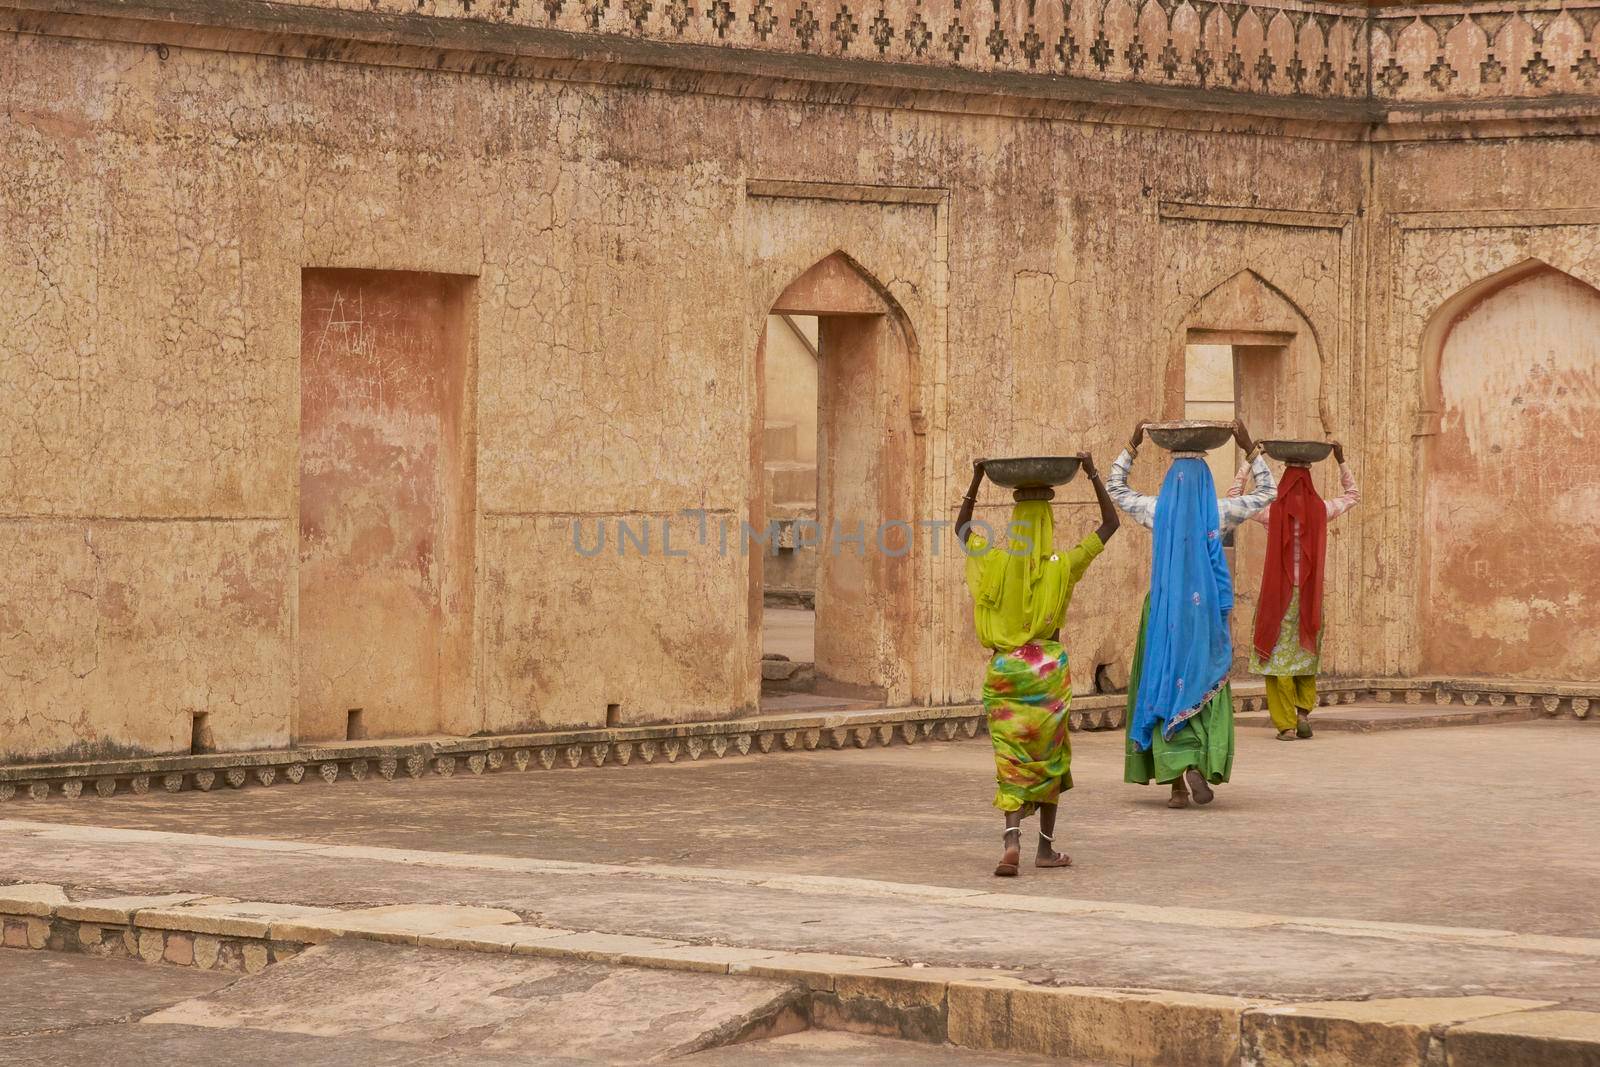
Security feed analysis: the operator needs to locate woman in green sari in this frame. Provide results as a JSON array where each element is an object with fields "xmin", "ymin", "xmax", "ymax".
[
  {"xmin": 958, "ymin": 454, "xmax": 1120, "ymax": 876},
  {"xmin": 1107, "ymin": 420, "xmax": 1275, "ymax": 809}
]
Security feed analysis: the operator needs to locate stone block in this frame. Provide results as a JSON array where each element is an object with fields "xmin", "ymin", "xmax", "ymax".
[
  {"xmin": 946, "ymin": 976, "xmax": 1032, "ymax": 1052},
  {"xmin": 138, "ymin": 928, "xmax": 165, "ymax": 963},
  {"xmin": 819, "ymin": 967, "xmax": 994, "ymax": 1043},
  {"xmin": 242, "ymin": 943, "xmax": 270, "ymax": 973},
  {"xmin": 273, "ymin": 904, "xmax": 522, "ymax": 946},
  {"xmin": 1242, "ymin": 997, "xmax": 1556, "ymax": 1067},
  {"xmin": 729, "ymin": 952, "xmax": 901, "ymax": 991},
  {"xmin": 3, "ymin": 920, "xmax": 29, "ymax": 948},
  {"xmin": 193, "ymin": 935, "xmax": 222, "ymax": 970},
  {"xmin": 614, "ymin": 943, "xmax": 783, "ymax": 975},
  {"xmin": 1445, "ymin": 1009, "xmax": 1600, "ymax": 1067},
  {"xmin": 163, "ymin": 932, "xmax": 195, "ymax": 966},
  {"xmin": 135, "ymin": 903, "xmax": 293, "ymax": 939},
  {"xmin": 415, "ymin": 924, "xmax": 576, "ymax": 954},
  {"xmin": 957, "ymin": 983, "xmax": 1258, "ymax": 1067},
  {"xmin": 0, "ymin": 883, "xmax": 68, "ymax": 916},
  {"xmin": 58, "ymin": 893, "xmax": 208, "ymax": 925},
  {"xmin": 519, "ymin": 931, "xmax": 686, "ymax": 962},
  {"xmin": 77, "ymin": 922, "xmax": 102, "ymax": 946},
  {"xmin": 25, "ymin": 917, "xmax": 48, "ymax": 949}
]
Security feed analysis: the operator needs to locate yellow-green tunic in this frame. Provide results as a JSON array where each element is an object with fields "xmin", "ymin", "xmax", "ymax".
[{"xmin": 967, "ymin": 511, "xmax": 1103, "ymax": 814}]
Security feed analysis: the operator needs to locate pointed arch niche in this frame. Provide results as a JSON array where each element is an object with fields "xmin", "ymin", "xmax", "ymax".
[
  {"xmin": 1172, "ymin": 269, "xmax": 1327, "ymax": 665},
  {"xmin": 751, "ymin": 253, "xmax": 924, "ymax": 708},
  {"xmin": 1418, "ymin": 260, "xmax": 1600, "ymax": 682}
]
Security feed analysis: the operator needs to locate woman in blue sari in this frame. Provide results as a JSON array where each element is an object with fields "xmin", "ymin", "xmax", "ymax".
[{"xmin": 1106, "ymin": 420, "xmax": 1276, "ymax": 809}]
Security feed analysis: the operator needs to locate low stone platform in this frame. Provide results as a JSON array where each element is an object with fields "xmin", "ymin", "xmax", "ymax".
[
  {"xmin": 4, "ymin": 862, "xmax": 1597, "ymax": 1066},
  {"xmin": 1234, "ymin": 700, "xmax": 1545, "ymax": 732},
  {"xmin": 1, "ymin": 674, "xmax": 1591, "ymax": 807}
]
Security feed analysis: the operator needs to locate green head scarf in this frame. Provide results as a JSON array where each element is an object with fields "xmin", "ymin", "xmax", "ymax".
[{"xmin": 965, "ymin": 499, "xmax": 1070, "ymax": 651}]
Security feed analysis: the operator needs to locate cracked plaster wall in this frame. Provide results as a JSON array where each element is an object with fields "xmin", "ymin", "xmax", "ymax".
[{"xmin": 1, "ymin": 13, "xmax": 1597, "ymax": 761}]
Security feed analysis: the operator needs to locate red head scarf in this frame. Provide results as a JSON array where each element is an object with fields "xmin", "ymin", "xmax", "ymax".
[{"xmin": 1253, "ymin": 465, "xmax": 1328, "ymax": 662}]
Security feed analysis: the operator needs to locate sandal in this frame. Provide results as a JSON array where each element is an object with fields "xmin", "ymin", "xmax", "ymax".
[
  {"xmin": 1034, "ymin": 830, "xmax": 1072, "ymax": 868},
  {"xmin": 1276, "ymin": 729, "xmax": 1296, "ymax": 741},
  {"xmin": 1296, "ymin": 712, "xmax": 1313, "ymax": 739},
  {"xmin": 1167, "ymin": 784, "xmax": 1190, "ymax": 809},
  {"xmin": 1184, "ymin": 768, "xmax": 1215, "ymax": 806},
  {"xmin": 994, "ymin": 828, "xmax": 1021, "ymax": 877}
]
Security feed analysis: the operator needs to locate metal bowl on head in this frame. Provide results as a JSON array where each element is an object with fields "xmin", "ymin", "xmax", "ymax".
[
  {"xmin": 1145, "ymin": 420, "xmax": 1235, "ymax": 453},
  {"xmin": 982, "ymin": 456, "xmax": 1083, "ymax": 489},
  {"xmin": 1261, "ymin": 439, "xmax": 1334, "ymax": 465}
]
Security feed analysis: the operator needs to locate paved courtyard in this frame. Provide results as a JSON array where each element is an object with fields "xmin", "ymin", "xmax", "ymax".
[
  {"xmin": 17, "ymin": 719, "xmax": 1597, "ymax": 935},
  {"xmin": 3, "ymin": 719, "xmax": 1599, "ymax": 1062}
]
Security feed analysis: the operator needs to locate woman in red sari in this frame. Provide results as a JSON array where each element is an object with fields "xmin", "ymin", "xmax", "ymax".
[{"xmin": 1229, "ymin": 441, "xmax": 1360, "ymax": 739}]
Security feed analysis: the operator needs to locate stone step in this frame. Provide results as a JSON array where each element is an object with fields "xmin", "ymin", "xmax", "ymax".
[
  {"xmin": 1235, "ymin": 701, "xmax": 1544, "ymax": 733},
  {"xmin": 6, "ymin": 885, "xmax": 1596, "ymax": 1067},
  {"xmin": 764, "ymin": 420, "xmax": 800, "ymax": 462}
]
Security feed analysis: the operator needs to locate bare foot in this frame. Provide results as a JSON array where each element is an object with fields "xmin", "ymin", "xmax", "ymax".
[
  {"xmin": 994, "ymin": 845, "xmax": 1021, "ymax": 877},
  {"xmin": 1168, "ymin": 784, "xmax": 1190, "ymax": 809},
  {"xmin": 1035, "ymin": 849, "xmax": 1072, "ymax": 868}
]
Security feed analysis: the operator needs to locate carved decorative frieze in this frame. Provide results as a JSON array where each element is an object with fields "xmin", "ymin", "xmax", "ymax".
[{"xmin": 255, "ymin": 0, "xmax": 1600, "ymax": 107}]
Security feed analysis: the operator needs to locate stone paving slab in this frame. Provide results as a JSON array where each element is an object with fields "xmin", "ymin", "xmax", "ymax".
[
  {"xmin": 5, "ymin": 1022, "xmax": 590, "ymax": 1067},
  {"xmin": 0, "ymin": 946, "xmax": 234, "ymax": 1037},
  {"xmin": 143, "ymin": 939, "xmax": 805, "ymax": 1060}
]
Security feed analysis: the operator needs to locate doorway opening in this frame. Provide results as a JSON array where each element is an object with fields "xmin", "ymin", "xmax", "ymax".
[
  {"xmin": 760, "ymin": 312, "xmax": 819, "ymax": 698},
  {"xmin": 1185, "ymin": 330, "xmax": 1295, "ymax": 672},
  {"xmin": 752, "ymin": 254, "xmax": 921, "ymax": 713}
]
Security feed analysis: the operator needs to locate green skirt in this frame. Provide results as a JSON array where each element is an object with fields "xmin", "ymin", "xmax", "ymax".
[{"xmin": 1123, "ymin": 597, "xmax": 1235, "ymax": 786}]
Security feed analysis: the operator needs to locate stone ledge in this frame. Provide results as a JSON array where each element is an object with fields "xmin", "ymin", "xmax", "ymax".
[
  {"xmin": 1229, "ymin": 676, "xmax": 1599, "ymax": 721},
  {"xmin": 0, "ymin": 703, "xmax": 1002, "ymax": 799},
  {"xmin": 1444, "ymin": 1009, "xmax": 1600, "ymax": 1067},
  {"xmin": 1240, "ymin": 997, "xmax": 1558, "ymax": 1067},
  {"xmin": 5, "ymin": 887, "xmax": 1600, "ymax": 1067},
  {"xmin": 3, "ymin": 675, "xmax": 1593, "ymax": 803}
]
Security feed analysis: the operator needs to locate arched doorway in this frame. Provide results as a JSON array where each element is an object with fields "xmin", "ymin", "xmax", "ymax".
[
  {"xmin": 1170, "ymin": 269, "xmax": 1326, "ymax": 670},
  {"xmin": 752, "ymin": 253, "xmax": 923, "ymax": 708},
  {"xmin": 1420, "ymin": 262, "xmax": 1600, "ymax": 681}
]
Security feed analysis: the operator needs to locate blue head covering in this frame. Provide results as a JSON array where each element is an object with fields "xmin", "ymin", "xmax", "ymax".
[{"xmin": 1128, "ymin": 457, "xmax": 1234, "ymax": 751}]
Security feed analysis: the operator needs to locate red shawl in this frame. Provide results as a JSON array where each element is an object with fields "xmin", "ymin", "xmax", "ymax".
[{"xmin": 1254, "ymin": 465, "xmax": 1328, "ymax": 662}]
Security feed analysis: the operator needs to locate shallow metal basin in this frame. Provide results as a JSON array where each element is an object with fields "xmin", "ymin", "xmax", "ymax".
[
  {"xmin": 1260, "ymin": 439, "xmax": 1334, "ymax": 464},
  {"xmin": 1145, "ymin": 420, "xmax": 1235, "ymax": 453},
  {"xmin": 982, "ymin": 456, "xmax": 1083, "ymax": 488}
]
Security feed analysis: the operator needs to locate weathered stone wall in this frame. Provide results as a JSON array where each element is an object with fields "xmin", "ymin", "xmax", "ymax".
[
  {"xmin": 1, "ymin": 0, "xmax": 1596, "ymax": 762},
  {"xmin": 1366, "ymin": 133, "xmax": 1600, "ymax": 681}
]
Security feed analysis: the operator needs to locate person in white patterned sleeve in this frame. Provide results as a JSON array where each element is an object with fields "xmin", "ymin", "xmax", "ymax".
[{"xmin": 1107, "ymin": 420, "xmax": 1276, "ymax": 810}]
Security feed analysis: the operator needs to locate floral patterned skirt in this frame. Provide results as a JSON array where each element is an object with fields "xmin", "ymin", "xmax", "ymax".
[
  {"xmin": 1250, "ymin": 589, "xmax": 1322, "ymax": 677},
  {"xmin": 983, "ymin": 640, "xmax": 1072, "ymax": 814}
]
